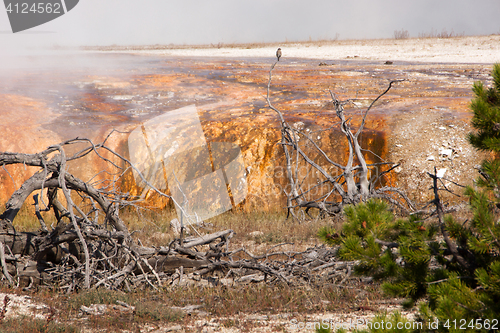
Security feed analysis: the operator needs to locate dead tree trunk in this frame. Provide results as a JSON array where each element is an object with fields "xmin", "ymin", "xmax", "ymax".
[{"xmin": 266, "ymin": 61, "xmax": 414, "ymax": 219}]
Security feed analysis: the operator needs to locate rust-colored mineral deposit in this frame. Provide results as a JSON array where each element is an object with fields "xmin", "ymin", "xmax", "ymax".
[{"xmin": 0, "ymin": 53, "xmax": 492, "ymax": 211}]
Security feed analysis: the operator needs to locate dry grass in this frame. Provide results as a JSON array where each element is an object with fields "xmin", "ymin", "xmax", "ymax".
[
  {"xmin": 166, "ymin": 283, "xmax": 374, "ymax": 316},
  {"xmin": 8, "ymin": 202, "xmax": 49, "ymax": 232},
  {"xmin": 0, "ymin": 317, "xmax": 80, "ymax": 333},
  {"xmin": 394, "ymin": 29, "xmax": 410, "ymax": 40},
  {"xmin": 0, "ymin": 203, "xmax": 456, "ymax": 332},
  {"xmin": 117, "ymin": 206, "xmax": 337, "ymax": 250},
  {"xmin": 0, "ymin": 281, "xmax": 384, "ymax": 332},
  {"xmin": 206, "ymin": 210, "xmax": 335, "ymax": 246},
  {"xmin": 418, "ymin": 28, "xmax": 465, "ymax": 38},
  {"xmin": 8, "ymin": 197, "xmax": 336, "ymax": 254}
]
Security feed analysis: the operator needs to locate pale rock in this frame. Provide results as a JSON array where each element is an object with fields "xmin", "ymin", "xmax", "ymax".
[
  {"xmin": 111, "ymin": 95, "xmax": 134, "ymax": 100},
  {"xmin": 170, "ymin": 305, "xmax": 203, "ymax": 315},
  {"xmin": 249, "ymin": 231, "xmax": 264, "ymax": 237},
  {"xmin": 80, "ymin": 304, "xmax": 108, "ymax": 316},
  {"xmin": 436, "ymin": 168, "xmax": 447, "ymax": 178},
  {"xmin": 80, "ymin": 303, "xmax": 135, "ymax": 316},
  {"xmin": 293, "ymin": 121, "xmax": 305, "ymax": 130},
  {"xmin": 439, "ymin": 147, "xmax": 453, "ymax": 157}
]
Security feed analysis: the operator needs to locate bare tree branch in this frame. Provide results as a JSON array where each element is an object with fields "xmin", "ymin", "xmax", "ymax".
[{"xmin": 266, "ymin": 60, "xmax": 413, "ymax": 219}]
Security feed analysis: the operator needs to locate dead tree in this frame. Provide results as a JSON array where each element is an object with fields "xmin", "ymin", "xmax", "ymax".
[
  {"xmin": 266, "ymin": 61, "xmax": 414, "ymax": 219},
  {"xmin": 0, "ymin": 134, "xmax": 230, "ymax": 290},
  {"xmin": 0, "ymin": 133, "xmax": 361, "ymax": 290}
]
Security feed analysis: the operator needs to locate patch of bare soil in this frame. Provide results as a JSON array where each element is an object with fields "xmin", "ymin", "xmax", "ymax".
[
  {"xmin": 0, "ymin": 293, "xmax": 50, "ymax": 320},
  {"xmin": 173, "ymin": 306, "xmax": 416, "ymax": 333},
  {"xmin": 388, "ymin": 106, "xmax": 487, "ymax": 205}
]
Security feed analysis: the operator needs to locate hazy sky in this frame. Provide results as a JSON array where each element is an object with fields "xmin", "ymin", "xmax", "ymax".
[{"xmin": 1, "ymin": 0, "xmax": 499, "ymax": 51}]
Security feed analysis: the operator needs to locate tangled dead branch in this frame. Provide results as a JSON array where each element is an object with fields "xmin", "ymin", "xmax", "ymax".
[
  {"xmin": 266, "ymin": 60, "xmax": 415, "ymax": 220},
  {"xmin": 0, "ymin": 135, "xmax": 359, "ymax": 290}
]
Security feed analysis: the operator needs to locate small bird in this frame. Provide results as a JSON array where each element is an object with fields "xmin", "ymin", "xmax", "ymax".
[{"xmin": 276, "ymin": 48, "xmax": 282, "ymax": 61}]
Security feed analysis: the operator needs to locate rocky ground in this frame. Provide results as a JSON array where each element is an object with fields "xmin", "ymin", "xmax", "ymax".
[{"xmin": 388, "ymin": 104, "xmax": 488, "ymax": 205}]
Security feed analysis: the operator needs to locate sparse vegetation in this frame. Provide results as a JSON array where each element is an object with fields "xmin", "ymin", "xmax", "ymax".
[
  {"xmin": 394, "ymin": 29, "xmax": 410, "ymax": 40},
  {"xmin": 0, "ymin": 280, "xmax": 384, "ymax": 331},
  {"xmin": 207, "ymin": 210, "xmax": 329, "ymax": 245},
  {"xmin": 418, "ymin": 28, "xmax": 464, "ymax": 38},
  {"xmin": 0, "ymin": 317, "xmax": 80, "ymax": 333},
  {"xmin": 67, "ymin": 288, "xmax": 134, "ymax": 311},
  {"xmin": 134, "ymin": 301, "xmax": 184, "ymax": 322}
]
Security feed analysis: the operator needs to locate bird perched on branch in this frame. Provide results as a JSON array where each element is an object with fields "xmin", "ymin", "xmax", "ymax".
[{"xmin": 276, "ymin": 48, "xmax": 282, "ymax": 61}]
